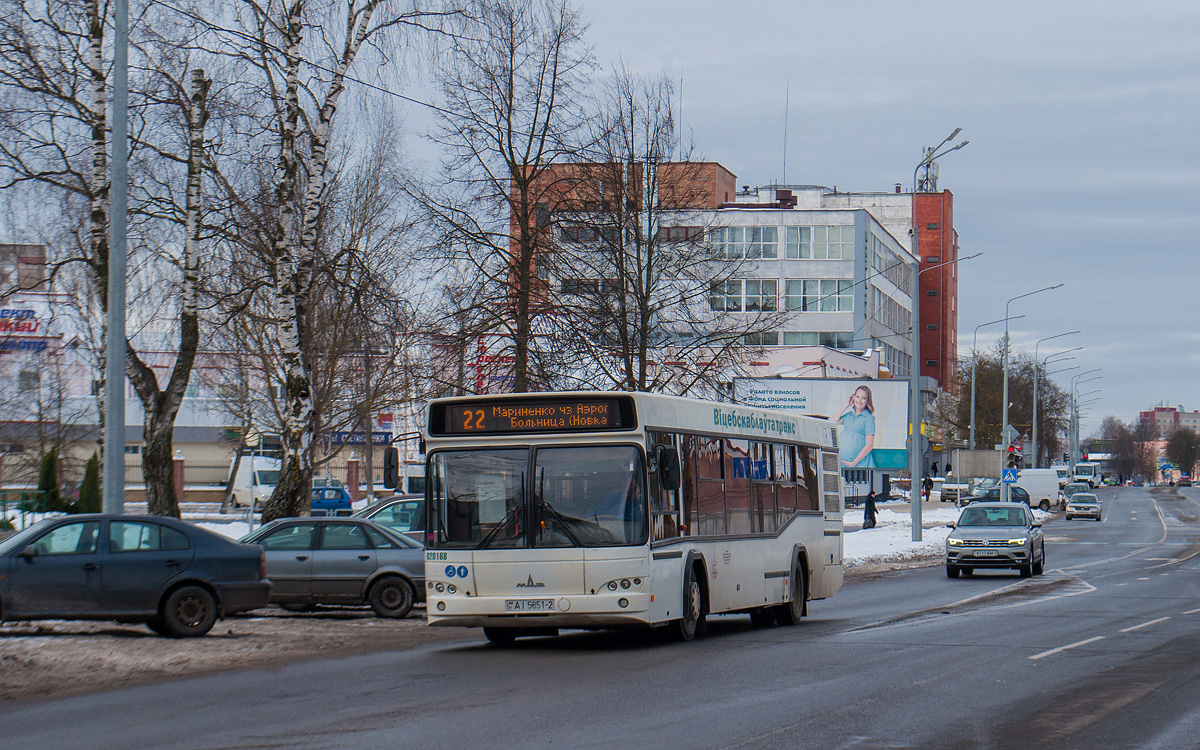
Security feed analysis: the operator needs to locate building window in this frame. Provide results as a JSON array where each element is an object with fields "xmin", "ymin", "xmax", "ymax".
[
  {"xmin": 561, "ymin": 278, "xmax": 599, "ymax": 295},
  {"xmin": 926, "ymin": 324, "xmax": 939, "ymax": 330},
  {"xmin": 743, "ymin": 332, "xmax": 779, "ymax": 346},
  {"xmin": 184, "ymin": 383, "xmax": 200, "ymax": 398},
  {"xmin": 926, "ymin": 359, "xmax": 939, "ymax": 367},
  {"xmin": 926, "ymin": 289, "xmax": 939, "ymax": 296},
  {"xmin": 811, "ymin": 226, "xmax": 855, "ymax": 260},
  {"xmin": 18, "ymin": 370, "xmax": 38, "ymax": 391},
  {"xmin": 927, "ymin": 223, "xmax": 939, "ymax": 230},
  {"xmin": 783, "ymin": 279, "xmax": 853, "ymax": 312},
  {"xmin": 926, "ymin": 256, "xmax": 940, "ymax": 263},
  {"xmin": 786, "ymin": 226, "xmax": 811, "ymax": 259},
  {"xmin": 710, "ymin": 226, "xmax": 778, "ymax": 259},
  {"xmin": 124, "ymin": 444, "xmax": 142, "ymax": 455},
  {"xmin": 709, "ymin": 279, "xmax": 776, "ymax": 312},
  {"xmin": 782, "ymin": 332, "xmax": 853, "ymax": 348}
]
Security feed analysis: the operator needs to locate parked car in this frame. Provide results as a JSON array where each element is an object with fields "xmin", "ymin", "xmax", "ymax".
[
  {"xmin": 1065, "ymin": 492, "xmax": 1101, "ymax": 521},
  {"xmin": 311, "ymin": 477, "xmax": 353, "ymax": 516},
  {"xmin": 353, "ymin": 494, "xmax": 425, "ymax": 541},
  {"xmin": 0, "ymin": 514, "xmax": 270, "ymax": 637},
  {"xmin": 240, "ymin": 518, "xmax": 425, "ymax": 618},
  {"xmin": 945, "ymin": 502, "xmax": 1045, "ymax": 578},
  {"xmin": 959, "ymin": 485, "xmax": 1030, "ymax": 507}
]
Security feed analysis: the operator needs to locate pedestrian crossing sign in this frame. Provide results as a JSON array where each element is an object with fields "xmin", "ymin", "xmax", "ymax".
[{"xmin": 1002, "ymin": 468, "xmax": 1018, "ymax": 484}]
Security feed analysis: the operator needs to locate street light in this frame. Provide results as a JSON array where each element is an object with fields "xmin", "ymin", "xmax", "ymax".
[
  {"xmin": 1001, "ymin": 284, "xmax": 1064, "ymax": 500},
  {"xmin": 1069, "ymin": 370, "xmax": 1101, "ymax": 470},
  {"xmin": 908, "ymin": 251, "xmax": 981, "ymax": 542},
  {"xmin": 914, "ymin": 127, "xmax": 969, "ymax": 193},
  {"xmin": 1030, "ymin": 332, "xmax": 1080, "ymax": 468},
  {"xmin": 969, "ymin": 315, "xmax": 1025, "ymax": 450}
]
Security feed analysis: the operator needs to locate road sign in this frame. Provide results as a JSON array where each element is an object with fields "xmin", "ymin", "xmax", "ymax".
[
  {"xmin": 1002, "ymin": 424, "xmax": 1020, "ymax": 444},
  {"xmin": 1002, "ymin": 468, "xmax": 1018, "ymax": 484}
]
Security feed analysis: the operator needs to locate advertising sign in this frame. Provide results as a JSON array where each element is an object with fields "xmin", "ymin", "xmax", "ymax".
[{"xmin": 733, "ymin": 378, "xmax": 910, "ymax": 470}]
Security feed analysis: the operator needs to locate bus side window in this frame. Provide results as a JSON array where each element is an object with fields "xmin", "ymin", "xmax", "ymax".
[
  {"xmin": 648, "ymin": 431, "xmax": 680, "ymax": 540},
  {"xmin": 681, "ymin": 434, "xmax": 699, "ymax": 535},
  {"xmin": 696, "ymin": 435, "xmax": 725, "ymax": 535},
  {"xmin": 774, "ymin": 444, "xmax": 798, "ymax": 525},
  {"xmin": 796, "ymin": 446, "xmax": 820, "ymax": 512}
]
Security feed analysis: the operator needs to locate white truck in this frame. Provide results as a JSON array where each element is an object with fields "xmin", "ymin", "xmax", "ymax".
[
  {"xmin": 230, "ymin": 455, "xmax": 281, "ymax": 509},
  {"xmin": 1073, "ymin": 462, "xmax": 1101, "ymax": 488}
]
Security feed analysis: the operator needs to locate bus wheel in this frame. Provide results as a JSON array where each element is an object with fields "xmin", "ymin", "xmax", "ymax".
[
  {"xmin": 672, "ymin": 566, "xmax": 705, "ymax": 642},
  {"xmin": 775, "ymin": 566, "xmax": 806, "ymax": 626},
  {"xmin": 749, "ymin": 608, "xmax": 775, "ymax": 627},
  {"xmin": 484, "ymin": 627, "xmax": 518, "ymax": 644}
]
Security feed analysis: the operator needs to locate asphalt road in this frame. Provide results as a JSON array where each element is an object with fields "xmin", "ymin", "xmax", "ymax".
[{"xmin": 2, "ymin": 486, "xmax": 1199, "ymax": 750}]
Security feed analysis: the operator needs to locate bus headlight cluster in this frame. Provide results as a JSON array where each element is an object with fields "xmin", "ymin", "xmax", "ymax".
[{"xmin": 605, "ymin": 578, "xmax": 641, "ymax": 592}]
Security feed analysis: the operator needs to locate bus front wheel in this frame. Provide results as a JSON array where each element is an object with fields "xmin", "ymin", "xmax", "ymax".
[
  {"xmin": 672, "ymin": 566, "xmax": 705, "ymax": 642},
  {"xmin": 775, "ymin": 566, "xmax": 806, "ymax": 626}
]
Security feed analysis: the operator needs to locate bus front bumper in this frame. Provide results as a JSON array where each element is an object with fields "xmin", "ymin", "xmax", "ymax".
[{"xmin": 426, "ymin": 592, "xmax": 652, "ymax": 628}]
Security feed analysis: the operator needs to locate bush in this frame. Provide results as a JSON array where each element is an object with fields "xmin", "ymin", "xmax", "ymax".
[
  {"xmin": 77, "ymin": 453, "xmax": 101, "ymax": 514},
  {"xmin": 0, "ymin": 517, "xmax": 13, "ymax": 531},
  {"xmin": 37, "ymin": 449, "xmax": 62, "ymax": 512}
]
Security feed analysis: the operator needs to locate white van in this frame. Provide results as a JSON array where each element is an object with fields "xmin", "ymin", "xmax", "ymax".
[
  {"xmin": 230, "ymin": 455, "xmax": 281, "ymax": 508},
  {"xmin": 1017, "ymin": 468, "xmax": 1061, "ymax": 511}
]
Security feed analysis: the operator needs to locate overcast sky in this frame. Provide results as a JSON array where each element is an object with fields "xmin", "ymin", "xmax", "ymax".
[{"xmin": 577, "ymin": 0, "xmax": 1200, "ymax": 437}]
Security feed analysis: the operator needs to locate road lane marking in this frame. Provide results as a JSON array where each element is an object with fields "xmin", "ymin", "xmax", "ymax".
[
  {"xmin": 1183, "ymin": 608, "xmax": 1200, "ymax": 615},
  {"xmin": 1030, "ymin": 636, "xmax": 1105, "ymax": 660},
  {"xmin": 1119, "ymin": 617, "xmax": 1170, "ymax": 633}
]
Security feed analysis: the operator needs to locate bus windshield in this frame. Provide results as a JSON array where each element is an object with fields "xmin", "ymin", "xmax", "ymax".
[{"xmin": 429, "ymin": 445, "xmax": 647, "ymax": 549}]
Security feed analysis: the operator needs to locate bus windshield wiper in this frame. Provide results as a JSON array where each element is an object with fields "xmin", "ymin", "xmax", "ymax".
[
  {"xmin": 537, "ymin": 468, "xmax": 582, "ymax": 547},
  {"xmin": 477, "ymin": 472, "xmax": 524, "ymax": 550}
]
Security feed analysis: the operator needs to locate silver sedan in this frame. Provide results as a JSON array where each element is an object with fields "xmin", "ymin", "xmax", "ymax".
[{"xmin": 241, "ymin": 518, "xmax": 425, "ymax": 618}]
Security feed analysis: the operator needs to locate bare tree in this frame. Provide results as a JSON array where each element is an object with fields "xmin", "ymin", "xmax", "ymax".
[
  {"xmin": 550, "ymin": 67, "xmax": 785, "ymax": 394},
  {"xmin": 417, "ymin": 0, "xmax": 593, "ymax": 393}
]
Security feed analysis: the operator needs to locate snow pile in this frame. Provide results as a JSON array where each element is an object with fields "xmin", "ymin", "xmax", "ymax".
[{"xmin": 842, "ymin": 506, "xmax": 958, "ymax": 568}]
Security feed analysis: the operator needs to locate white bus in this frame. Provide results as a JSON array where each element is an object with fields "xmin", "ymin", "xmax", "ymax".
[{"xmin": 413, "ymin": 391, "xmax": 844, "ymax": 643}]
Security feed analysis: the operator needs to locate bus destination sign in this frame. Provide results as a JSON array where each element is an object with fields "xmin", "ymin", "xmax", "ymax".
[{"xmin": 436, "ymin": 398, "xmax": 630, "ymax": 435}]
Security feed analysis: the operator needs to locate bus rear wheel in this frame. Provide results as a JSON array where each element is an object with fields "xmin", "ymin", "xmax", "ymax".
[
  {"xmin": 671, "ymin": 565, "xmax": 705, "ymax": 642},
  {"xmin": 775, "ymin": 566, "xmax": 806, "ymax": 626}
]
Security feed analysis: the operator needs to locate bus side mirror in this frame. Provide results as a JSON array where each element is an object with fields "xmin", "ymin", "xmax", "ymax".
[
  {"xmin": 656, "ymin": 446, "xmax": 681, "ymax": 492},
  {"xmin": 383, "ymin": 446, "xmax": 400, "ymax": 490}
]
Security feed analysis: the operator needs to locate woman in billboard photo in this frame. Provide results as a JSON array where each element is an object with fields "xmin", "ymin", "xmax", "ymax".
[{"xmin": 835, "ymin": 385, "xmax": 876, "ymax": 468}]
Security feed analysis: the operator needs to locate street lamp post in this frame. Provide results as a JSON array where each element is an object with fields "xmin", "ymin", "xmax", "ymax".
[
  {"xmin": 1030, "ymin": 333, "xmax": 1080, "ymax": 468},
  {"xmin": 969, "ymin": 315, "xmax": 1025, "ymax": 450},
  {"xmin": 1000, "ymin": 284, "xmax": 1064, "ymax": 501},
  {"xmin": 908, "ymin": 251, "xmax": 981, "ymax": 541},
  {"xmin": 908, "ymin": 128, "xmax": 970, "ymax": 543},
  {"xmin": 1069, "ymin": 370, "xmax": 1102, "ymax": 472}
]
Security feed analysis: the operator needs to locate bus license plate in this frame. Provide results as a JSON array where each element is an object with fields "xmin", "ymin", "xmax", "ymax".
[{"xmin": 506, "ymin": 599, "xmax": 554, "ymax": 612}]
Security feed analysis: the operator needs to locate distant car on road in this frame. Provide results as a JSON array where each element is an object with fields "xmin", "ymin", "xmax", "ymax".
[
  {"xmin": 1065, "ymin": 492, "xmax": 1101, "ymax": 521},
  {"xmin": 960, "ymin": 485, "xmax": 1030, "ymax": 508},
  {"xmin": 0, "ymin": 514, "xmax": 270, "ymax": 637},
  {"xmin": 945, "ymin": 502, "xmax": 1045, "ymax": 579},
  {"xmin": 354, "ymin": 494, "xmax": 426, "ymax": 542},
  {"xmin": 241, "ymin": 518, "xmax": 425, "ymax": 618},
  {"xmin": 1178, "ymin": 477, "xmax": 1192, "ymax": 488}
]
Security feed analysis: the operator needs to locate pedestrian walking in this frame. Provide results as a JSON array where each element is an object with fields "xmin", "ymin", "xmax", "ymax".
[
  {"xmin": 863, "ymin": 490, "xmax": 878, "ymax": 529},
  {"xmin": 931, "ymin": 462, "xmax": 939, "ymax": 477},
  {"xmin": 922, "ymin": 474, "xmax": 934, "ymax": 501}
]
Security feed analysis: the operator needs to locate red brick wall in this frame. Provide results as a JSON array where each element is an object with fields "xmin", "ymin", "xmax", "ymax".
[{"xmin": 914, "ymin": 191, "xmax": 958, "ymax": 392}]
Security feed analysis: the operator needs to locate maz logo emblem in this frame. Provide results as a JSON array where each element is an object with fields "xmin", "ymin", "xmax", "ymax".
[{"xmin": 516, "ymin": 575, "xmax": 545, "ymax": 588}]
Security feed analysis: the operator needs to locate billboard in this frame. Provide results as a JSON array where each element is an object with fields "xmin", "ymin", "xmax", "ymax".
[{"xmin": 733, "ymin": 378, "xmax": 910, "ymax": 470}]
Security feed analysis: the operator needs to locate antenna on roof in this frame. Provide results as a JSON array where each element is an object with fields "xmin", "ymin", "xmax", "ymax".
[
  {"xmin": 677, "ymin": 72, "xmax": 684, "ymax": 161},
  {"xmin": 782, "ymin": 79, "xmax": 790, "ymax": 185}
]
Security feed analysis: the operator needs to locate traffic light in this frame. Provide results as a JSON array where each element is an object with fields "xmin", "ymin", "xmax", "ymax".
[{"xmin": 1006, "ymin": 444, "xmax": 1023, "ymax": 469}]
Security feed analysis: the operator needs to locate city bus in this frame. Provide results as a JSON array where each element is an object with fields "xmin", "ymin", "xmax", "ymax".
[{"xmin": 409, "ymin": 391, "xmax": 845, "ymax": 643}]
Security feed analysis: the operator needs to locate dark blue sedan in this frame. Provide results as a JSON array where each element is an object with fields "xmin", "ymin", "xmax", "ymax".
[{"xmin": 0, "ymin": 514, "xmax": 271, "ymax": 637}]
